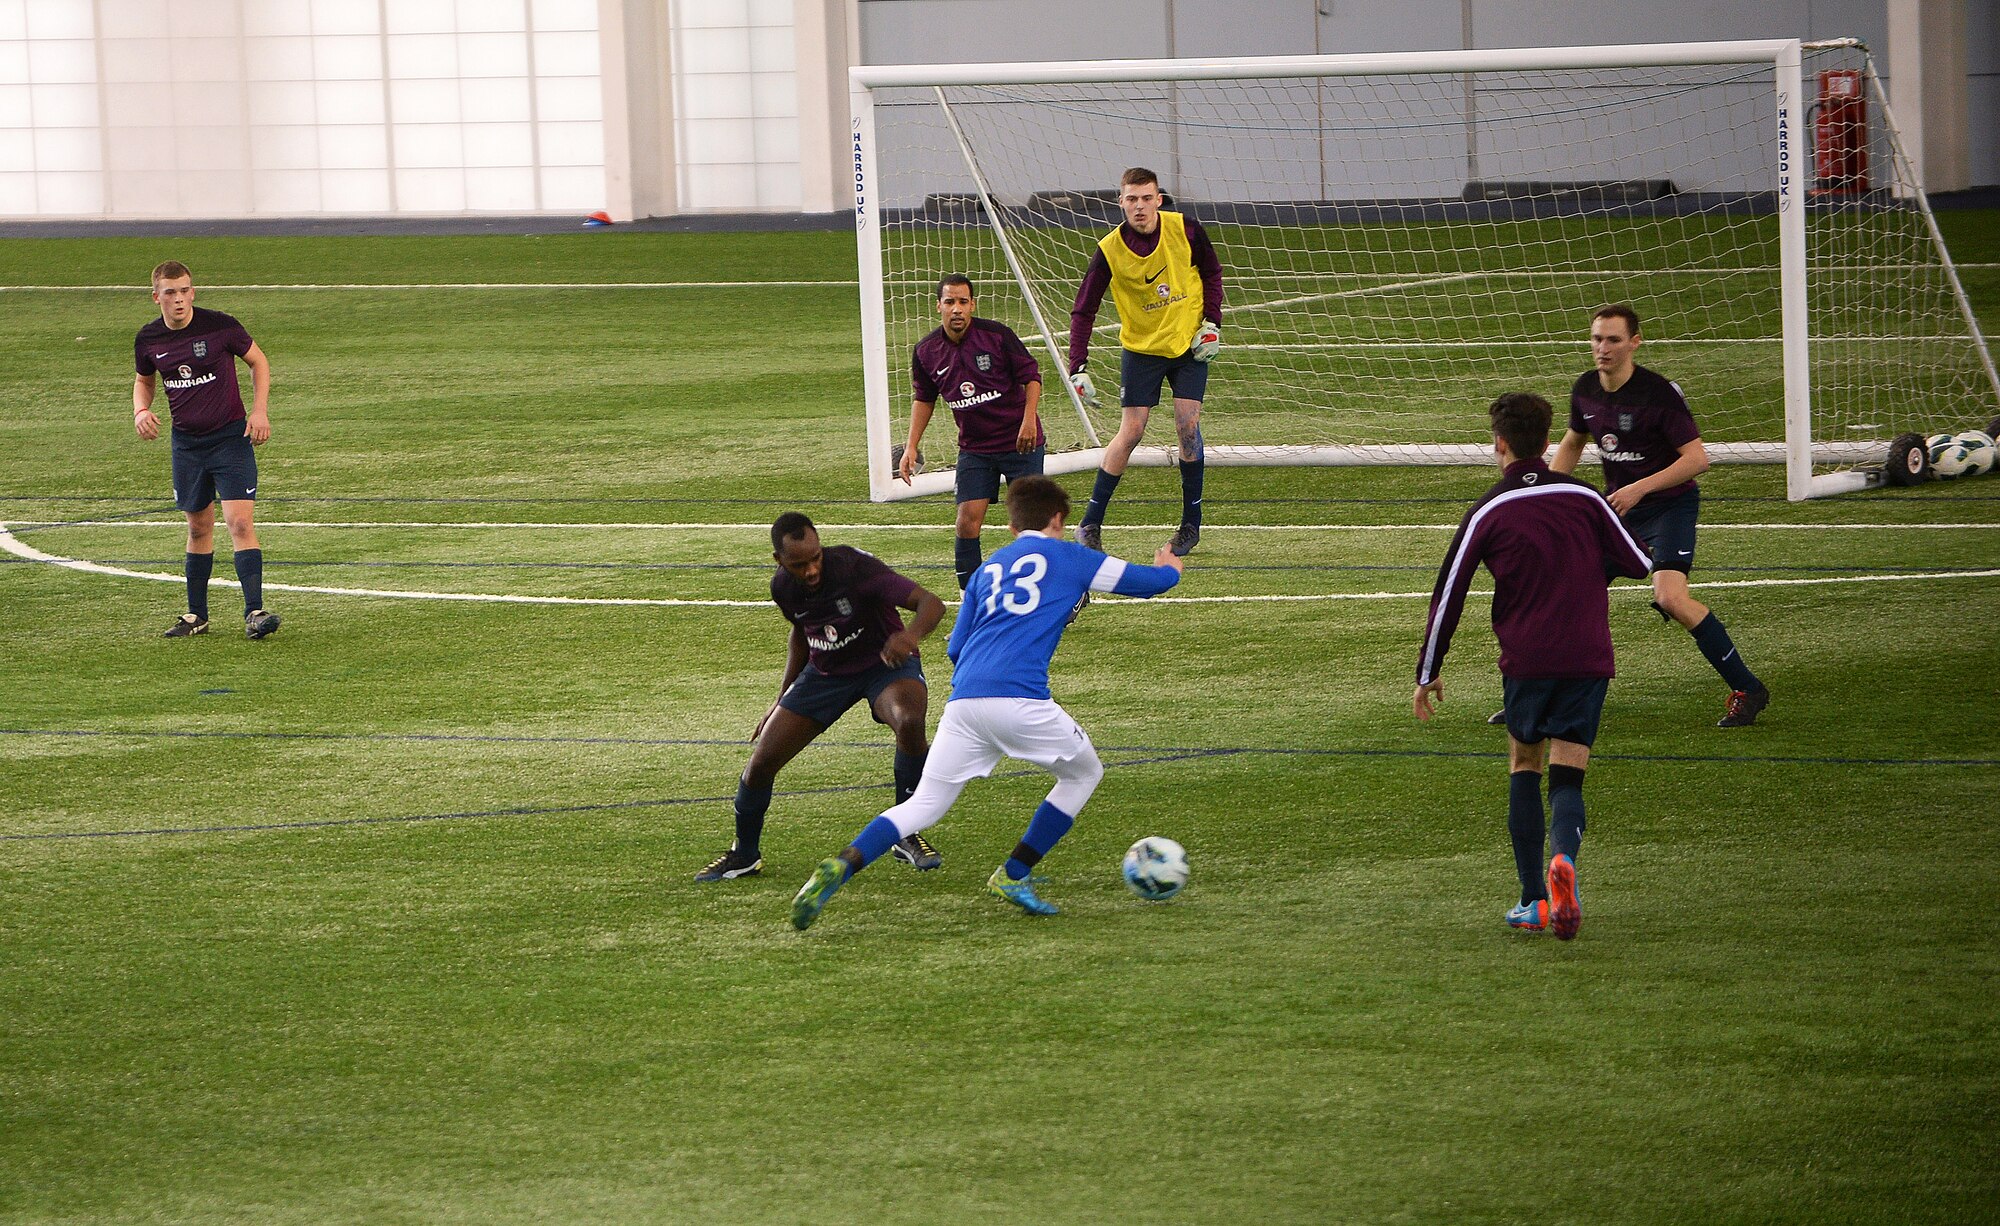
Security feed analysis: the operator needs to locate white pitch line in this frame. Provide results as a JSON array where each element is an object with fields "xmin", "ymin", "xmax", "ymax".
[
  {"xmin": 6, "ymin": 523, "xmax": 1994, "ymax": 609},
  {"xmin": 9, "ymin": 519, "xmax": 1999, "ymax": 532}
]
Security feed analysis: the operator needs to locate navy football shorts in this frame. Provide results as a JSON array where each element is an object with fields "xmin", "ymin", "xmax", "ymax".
[
  {"xmin": 171, "ymin": 422, "xmax": 258, "ymax": 513},
  {"xmin": 955, "ymin": 446, "xmax": 1045, "ymax": 505},
  {"xmin": 1502, "ymin": 676, "xmax": 1611, "ymax": 748},
  {"xmin": 1119, "ymin": 347, "xmax": 1209, "ymax": 409},
  {"xmin": 777, "ymin": 656, "xmax": 926, "ymax": 727},
  {"xmin": 1622, "ymin": 487, "xmax": 1700, "ymax": 574}
]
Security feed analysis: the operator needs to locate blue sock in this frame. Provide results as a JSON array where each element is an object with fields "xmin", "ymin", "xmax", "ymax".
[
  {"xmin": 953, "ymin": 535, "xmax": 982, "ymax": 591},
  {"xmin": 1005, "ymin": 800, "xmax": 1076, "ymax": 880},
  {"xmin": 1179, "ymin": 456, "xmax": 1205, "ymax": 527},
  {"xmin": 1690, "ymin": 612, "xmax": 1760, "ymax": 691},
  {"xmin": 1082, "ymin": 468, "xmax": 1122, "ymax": 528},
  {"xmin": 732, "ymin": 776, "xmax": 773, "ymax": 856},
  {"xmin": 1508, "ymin": 770, "xmax": 1547, "ymax": 905},
  {"xmin": 233, "ymin": 548, "xmax": 263, "ymax": 614},
  {"xmin": 184, "ymin": 552, "xmax": 213, "ymax": 619},
  {"xmin": 848, "ymin": 815, "xmax": 903, "ymax": 873},
  {"xmin": 1548, "ymin": 765, "xmax": 1587, "ymax": 865},
  {"xmin": 893, "ymin": 749, "xmax": 925, "ymax": 805}
]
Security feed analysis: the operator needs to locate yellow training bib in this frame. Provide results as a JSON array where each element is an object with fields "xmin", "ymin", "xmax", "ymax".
[{"xmin": 1100, "ymin": 210, "xmax": 1204, "ymax": 358}]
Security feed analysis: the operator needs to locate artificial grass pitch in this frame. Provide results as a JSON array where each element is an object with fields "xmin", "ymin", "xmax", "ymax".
[{"xmin": 1, "ymin": 225, "xmax": 1996, "ymax": 1223}]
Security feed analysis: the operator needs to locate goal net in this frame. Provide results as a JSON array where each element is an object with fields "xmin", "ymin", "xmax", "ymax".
[{"xmin": 849, "ymin": 39, "xmax": 1998, "ymax": 502}]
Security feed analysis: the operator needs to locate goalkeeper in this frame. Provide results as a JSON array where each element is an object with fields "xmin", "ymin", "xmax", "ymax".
[{"xmin": 1066, "ymin": 167, "xmax": 1225, "ymax": 556}]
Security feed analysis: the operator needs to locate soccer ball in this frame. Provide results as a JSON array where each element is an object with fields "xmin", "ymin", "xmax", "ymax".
[
  {"xmin": 1928, "ymin": 432, "xmax": 1971, "ymax": 479},
  {"xmin": 1952, "ymin": 430, "xmax": 1996, "ymax": 477},
  {"xmin": 1123, "ymin": 836, "xmax": 1190, "ymax": 901}
]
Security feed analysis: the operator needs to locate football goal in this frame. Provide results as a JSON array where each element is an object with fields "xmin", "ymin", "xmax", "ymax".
[{"xmin": 848, "ymin": 38, "xmax": 1999, "ymax": 502}]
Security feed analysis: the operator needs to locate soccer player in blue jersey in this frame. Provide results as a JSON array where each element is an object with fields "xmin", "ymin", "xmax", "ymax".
[
  {"xmin": 1501, "ymin": 305, "xmax": 1768, "ymax": 728},
  {"xmin": 1068, "ymin": 168, "xmax": 1225, "ymax": 558},
  {"xmin": 1417, "ymin": 392, "xmax": 1653, "ymax": 940},
  {"xmin": 132, "ymin": 261, "xmax": 280, "ymax": 640},
  {"xmin": 790, "ymin": 476, "xmax": 1184, "ymax": 930},
  {"xmin": 694, "ymin": 513, "xmax": 948, "ymax": 883},
  {"xmin": 902, "ymin": 275, "xmax": 1045, "ymax": 591}
]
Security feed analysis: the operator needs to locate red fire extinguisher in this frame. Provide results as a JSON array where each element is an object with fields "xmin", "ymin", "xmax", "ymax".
[{"xmin": 1812, "ymin": 69, "xmax": 1868, "ymax": 195}]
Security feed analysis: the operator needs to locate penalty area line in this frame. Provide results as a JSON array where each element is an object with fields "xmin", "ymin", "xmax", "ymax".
[{"xmin": 3, "ymin": 524, "xmax": 1993, "ymax": 607}]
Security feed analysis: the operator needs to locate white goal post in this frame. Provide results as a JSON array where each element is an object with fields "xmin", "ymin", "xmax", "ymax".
[{"xmin": 850, "ymin": 39, "xmax": 2000, "ymax": 503}]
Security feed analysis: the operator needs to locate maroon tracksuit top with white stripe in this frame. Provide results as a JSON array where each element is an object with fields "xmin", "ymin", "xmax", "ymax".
[{"xmin": 1417, "ymin": 458, "xmax": 1653, "ymax": 685}]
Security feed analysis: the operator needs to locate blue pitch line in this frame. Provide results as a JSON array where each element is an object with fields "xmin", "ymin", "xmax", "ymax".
[
  {"xmin": 0, "ymin": 748, "xmax": 1232, "ymax": 841},
  {"xmin": 68, "ymin": 558, "xmax": 2000, "ymax": 578},
  {"xmin": 5, "ymin": 725, "xmax": 1994, "ymax": 769}
]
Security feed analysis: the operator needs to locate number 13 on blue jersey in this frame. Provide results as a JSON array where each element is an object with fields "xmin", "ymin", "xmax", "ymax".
[{"xmin": 981, "ymin": 554, "xmax": 1047, "ymax": 614}]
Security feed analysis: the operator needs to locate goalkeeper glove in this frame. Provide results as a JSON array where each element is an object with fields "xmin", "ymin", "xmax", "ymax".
[
  {"xmin": 1190, "ymin": 320, "xmax": 1221, "ymax": 362},
  {"xmin": 1069, "ymin": 368, "xmax": 1098, "ymax": 406}
]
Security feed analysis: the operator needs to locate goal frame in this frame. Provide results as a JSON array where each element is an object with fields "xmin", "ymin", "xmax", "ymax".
[{"xmin": 848, "ymin": 39, "xmax": 1993, "ymax": 503}]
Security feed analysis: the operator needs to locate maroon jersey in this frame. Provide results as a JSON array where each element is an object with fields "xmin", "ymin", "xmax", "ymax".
[
  {"xmin": 771, "ymin": 545, "xmax": 921, "ymax": 676},
  {"xmin": 911, "ymin": 318, "xmax": 1044, "ymax": 455},
  {"xmin": 135, "ymin": 308, "xmax": 254, "ymax": 435},
  {"xmin": 1418, "ymin": 459, "xmax": 1653, "ymax": 684},
  {"xmin": 1568, "ymin": 364, "xmax": 1701, "ymax": 507},
  {"xmin": 1068, "ymin": 214, "xmax": 1224, "ymax": 373}
]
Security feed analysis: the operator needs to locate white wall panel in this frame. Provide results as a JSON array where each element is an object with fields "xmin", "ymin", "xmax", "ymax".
[
  {"xmin": 459, "ymin": 76, "xmax": 532, "ymax": 121},
  {"xmin": 27, "ymin": 37, "xmax": 92, "ymax": 82},
  {"xmin": 98, "ymin": 0, "xmax": 168, "ymax": 37},
  {"xmin": 457, "ymin": 0, "xmax": 527, "ymax": 35},
  {"xmin": 317, "ymin": 166, "xmax": 390, "ymax": 209},
  {"xmin": 390, "ymin": 77, "xmax": 460, "ymax": 123},
  {"xmin": 387, "ymin": 33, "xmax": 459, "ymax": 79},
  {"xmin": 533, "ymin": 74, "xmax": 600, "ymax": 121},
  {"xmin": 23, "ymin": 0, "xmax": 91, "ymax": 40},
  {"xmin": 0, "ymin": 2, "xmax": 25, "ymax": 42},
  {"xmin": 0, "ymin": 171, "xmax": 37, "ymax": 212},
  {"xmin": 461, "ymin": 120, "xmax": 532, "ymax": 166},
  {"xmin": 317, "ymin": 124, "xmax": 386, "ymax": 168},
  {"xmin": 537, "ymin": 118, "xmax": 601, "ymax": 165},
  {"xmin": 247, "ymin": 80, "xmax": 317, "ymax": 125},
  {"xmin": 386, "ymin": 0, "xmax": 456, "ymax": 36},
  {"xmin": 396, "ymin": 166, "xmax": 466, "ymax": 209},
  {"xmin": 314, "ymin": 79, "xmax": 383, "ymax": 124},
  {"xmin": 313, "ymin": 34, "xmax": 381, "ymax": 80},
  {"xmin": 0, "ymin": 37, "xmax": 25, "ymax": 79},
  {"xmin": 244, "ymin": 36, "xmax": 315, "ymax": 81},
  {"xmin": 242, "ymin": 0, "xmax": 312, "ymax": 37},
  {"xmin": 250, "ymin": 124, "xmax": 319, "ymax": 168},
  {"xmin": 534, "ymin": 30, "xmax": 598, "ymax": 76},
  {"xmin": 173, "ymin": 82, "xmax": 246, "ymax": 126},
  {"xmin": 0, "ymin": 83, "xmax": 26, "ymax": 126},
  {"xmin": 310, "ymin": 0, "xmax": 378, "ymax": 37},
  {"xmin": 169, "ymin": 39, "xmax": 245, "ymax": 83},
  {"xmin": 538, "ymin": 163, "xmax": 599, "ymax": 207},
  {"xmin": 106, "ymin": 127, "xmax": 177, "ymax": 171},
  {"xmin": 394, "ymin": 122, "xmax": 463, "ymax": 168},
  {"xmin": 462, "ymin": 164, "xmax": 534, "ymax": 207},
  {"xmin": 680, "ymin": 72, "xmax": 754, "ymax": 119},
  {"xmin": 252, "ymin": 167, "xmax": 320, "ymax": 210},
  {"xmin": 458, "ymin": 31, "xmax": 529, "ymax": 77},
  {"xmin": 30, "ymin": 82, "xmax": 94, "ymax": 125},
  {"xmin": 532, "ymin": 0, "xmax": 598, "ymax": 34},
  {"xmin": 33, "ymin": 168, "xmax": 101, "ymax": 210}
]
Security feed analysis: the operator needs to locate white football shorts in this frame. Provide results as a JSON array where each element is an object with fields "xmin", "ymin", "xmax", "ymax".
[{"xmin": 923, "ymin": 696, "xmax": 1098, "ymax": 783}]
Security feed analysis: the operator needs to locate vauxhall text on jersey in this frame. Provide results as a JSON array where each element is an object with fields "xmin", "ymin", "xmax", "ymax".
[
  {"xmin": 134, "ymin": 307, "xmax": 254, "ymax": 435},
  {"xmin": 1569, "ymin": 364, "xmax": 1701, "ymax": 507},
  {"xmin": 911, "ymin": 317, "xmax": 1043, "ymax": 454},
  {"xmin": 770, "ymin": 545, "xmax": 920, "ymax": 676}
]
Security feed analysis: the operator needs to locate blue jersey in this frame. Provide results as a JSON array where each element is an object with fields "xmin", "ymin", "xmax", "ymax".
[{"xmin": 947, "ymin": 531, "xmax": 1181, "ymax": 700}]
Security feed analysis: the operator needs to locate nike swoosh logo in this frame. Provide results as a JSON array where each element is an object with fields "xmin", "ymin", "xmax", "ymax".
[
  {"xmin": 1677, "ymin": 550, "xmax": 1692, "ymax": 556},
  {"xmin": 934, "ymin": 367, "xmax": 949, "ymax": 378},
  {"xmin": 245, "ymin": 486, "xmax": 255, "ymax": 493},
  {"xmin": 154, "ymin": 352, "xmax": 170, "ymax": 359},
  {"xmin": 1144, "ymin": 267, "xmax": 1165, "ymax": 283}
]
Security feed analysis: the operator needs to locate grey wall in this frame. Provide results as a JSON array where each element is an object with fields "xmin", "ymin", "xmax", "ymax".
[{"xmin": 858, "ymin": 0, "xmax": 1991, "ymax": 187}]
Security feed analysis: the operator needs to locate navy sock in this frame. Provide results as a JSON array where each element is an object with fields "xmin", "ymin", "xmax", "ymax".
[
  {"xmin": 732, "ymin": 775, "xmax": 773, "ymax": 857},
  {"xmin": 1082, "ymin": 468, "xmax": 1122, "ymax": 528},
  {"xmin": 849, "ymin": 814, "xmax": 903, "ymax": 872},
  {"xmin": 893, "ymin": 749, "xmax": 925, "ymax": 805},
  {"xmin": 233, "ymin": 548, "xmax": 264, "ymax": 614},
  {"xmin": 1005, "ymin": 800, "xmax": 1076, "ymax": 881},
  {"xmin": 1508, "ymin": 770, "xmax": 1548, "ymax": 905},
  {"xmin": 1690, "ymin": 612, "xmax": 1760, "ymax": 692},
  {"xmin": 953, "ymin": 535, "xmax": 982, "ymax": 591},
  {"xmin": 1179, "ymin": 456, "xmax": 1205, "ymax": 527},
  {"xmin": 184, "ymin": 552, "xmax": 213, "ymax": 619},
  {"xmin": 1547, "ymin": 764, "xmax": 1587, "ymax": 865}
]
